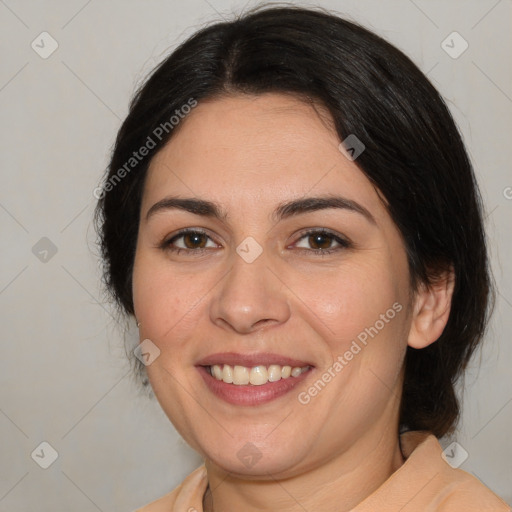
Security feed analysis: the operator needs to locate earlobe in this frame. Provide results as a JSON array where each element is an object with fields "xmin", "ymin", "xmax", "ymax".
[{"xmin": 407, "ymin": 268, "xmax": 455, "ymax": 349}]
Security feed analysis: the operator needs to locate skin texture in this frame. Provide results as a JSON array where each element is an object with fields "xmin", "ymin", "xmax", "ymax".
[{"xmin": 132, "ymin": 93, "xmax": 454, "ymax": 512}]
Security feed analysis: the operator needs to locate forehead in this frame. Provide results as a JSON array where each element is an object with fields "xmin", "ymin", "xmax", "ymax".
[{"xmin": 142, "ymin": 93, "xmax": 381, "ymax": 217}]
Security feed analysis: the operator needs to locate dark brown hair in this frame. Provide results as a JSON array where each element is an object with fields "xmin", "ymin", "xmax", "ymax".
[{"xmin": 94, "ymin": 4, "xmax": 494, "ymax": 437}]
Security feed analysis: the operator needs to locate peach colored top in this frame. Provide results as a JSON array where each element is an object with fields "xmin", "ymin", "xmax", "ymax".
[{"xmin": 136, "ymin": 431, "xmax": 510, "ymax": 511}]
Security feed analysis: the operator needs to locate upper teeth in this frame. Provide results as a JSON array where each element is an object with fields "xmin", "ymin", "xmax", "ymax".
[{"xmin": 209, "ymin": 364, "xmax": 309, "ymax": 385}]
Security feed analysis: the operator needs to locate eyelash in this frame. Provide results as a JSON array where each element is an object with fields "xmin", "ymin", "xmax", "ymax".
[{"xmin": 159, "ymin": 228, "xmax": 351, "ymax": 256}]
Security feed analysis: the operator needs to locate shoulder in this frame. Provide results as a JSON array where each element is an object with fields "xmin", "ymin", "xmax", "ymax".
[
  {"xmin": 434, "ymin": 464, "xmax": 510, "ymax": 511},
  {"xmin": 400, "ymin": 431, "xmax": 510, "ymax": 511},
  {"xmin": 134, "ymin": 489, "xmax": 176, "ymax": 512},
  {"xmin": 134, "ymin": 464, "xmax": 208, "ymax": 512},
  {"xmin": 433, "ymin": 470, "xmax": 511, "ymax": 511}
]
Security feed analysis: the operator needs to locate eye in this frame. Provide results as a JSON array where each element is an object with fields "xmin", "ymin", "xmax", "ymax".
[
  {"xmin": 293, "ymin": 229, "xmax": 351, "ymax": 254},
  {"xmin": 161, "ymin": 229, "xmax": 218, "ymax": 255},
  {"xmin": 159, "ymin": 228, "xmax": 351, "ymax": 256}
]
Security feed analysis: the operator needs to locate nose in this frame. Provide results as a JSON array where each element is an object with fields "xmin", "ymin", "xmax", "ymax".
[{"xmin": 209, "ymin": 247, "xmax": 291, "ymax": 334}]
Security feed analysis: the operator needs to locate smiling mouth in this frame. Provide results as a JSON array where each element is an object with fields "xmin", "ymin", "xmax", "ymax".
[{"xmin": 205, "ymin": 364, "xmax": 311, "ymax": 385}]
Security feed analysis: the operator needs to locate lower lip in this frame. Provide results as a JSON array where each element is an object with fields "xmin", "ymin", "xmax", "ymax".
[{"xmin": 197, "ymin": 366, "xmax": 313, "ymax": 406}]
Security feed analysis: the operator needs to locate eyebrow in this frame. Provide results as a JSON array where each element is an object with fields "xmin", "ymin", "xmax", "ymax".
[{"xmin": 145, "ymin": 195, "xmax": 376, "ymax": 225}]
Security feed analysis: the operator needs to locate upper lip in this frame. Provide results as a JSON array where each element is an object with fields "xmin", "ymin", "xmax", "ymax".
[{"xmin": 196, "ymin": 352, "xmax": 313, "ymax": 368}]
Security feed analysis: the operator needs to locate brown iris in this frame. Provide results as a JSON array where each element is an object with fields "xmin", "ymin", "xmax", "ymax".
[
  {"xmin": 308, "ymin": 232, "xmax": 333, "ymax": 250},
  {"xmin": 182, "ymin": 232, "xmax": 208, "ymax": 249}
]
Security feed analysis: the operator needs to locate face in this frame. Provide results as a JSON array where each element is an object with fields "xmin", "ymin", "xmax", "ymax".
[{"xmin": 132, "ymin": 93, "xmax": 414, "ymax": 478}]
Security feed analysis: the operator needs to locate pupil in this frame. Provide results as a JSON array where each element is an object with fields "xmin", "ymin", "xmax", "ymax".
[
  {"xmin": 185, "ymin": 232, "xmax": 206, "ymax": 248},
  {"xmin": 310, "ymin": 234, "xmax": 331, "ymax": 249}
]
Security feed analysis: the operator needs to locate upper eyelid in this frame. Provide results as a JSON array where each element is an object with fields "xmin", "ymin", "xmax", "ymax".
[
  {"xmin": 168, "ymin": 227, "xmax": 215, "ymax": 240},
  {"xmin": 293, "ymin": 228, "xmax": 348, "ymax": 243},
  {"xmin": 166, "ymin": 228, "xmax": 217, "ymax": 246}
]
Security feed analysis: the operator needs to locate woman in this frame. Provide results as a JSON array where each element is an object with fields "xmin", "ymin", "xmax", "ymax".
[{"xmin": 94, "ymin": 4, "xmax": 510, "ymax": 511}]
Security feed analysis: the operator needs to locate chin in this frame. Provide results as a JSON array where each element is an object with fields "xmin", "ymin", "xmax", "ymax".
[{"xmin": 199, "ymin": 434, "xmax": 312, "ymax": 479}]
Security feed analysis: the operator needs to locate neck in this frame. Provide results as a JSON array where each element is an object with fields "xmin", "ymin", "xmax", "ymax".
[{"xmin": 203, "ymin": 420, "xmax": 405, "ymax": 512}]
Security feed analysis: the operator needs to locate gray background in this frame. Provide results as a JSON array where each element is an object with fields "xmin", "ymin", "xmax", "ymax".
[{"xmin": 1, "ymin": 0, "xmax": 511, "ymax": 510}]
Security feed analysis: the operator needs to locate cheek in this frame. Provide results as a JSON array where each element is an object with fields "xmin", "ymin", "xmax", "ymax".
[
  {"xmin": 132, "ymin": 253, "xmax": 207, "ymax": 446},
  {"xmin": 296, "ymin": 257, "xmax": 408, "ymax": 399},
  {"xmin": 132, "ymin": 251, "xmax": 208, "ymax": 339},
  {"xmin": 295, "ymin": 259, "xmax": 403, "ymax": 345}
]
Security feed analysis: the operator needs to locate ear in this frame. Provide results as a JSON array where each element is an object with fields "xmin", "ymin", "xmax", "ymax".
[{"xmin": 408, "ymin": 268, "xmax": 455, "ymax": 349}]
